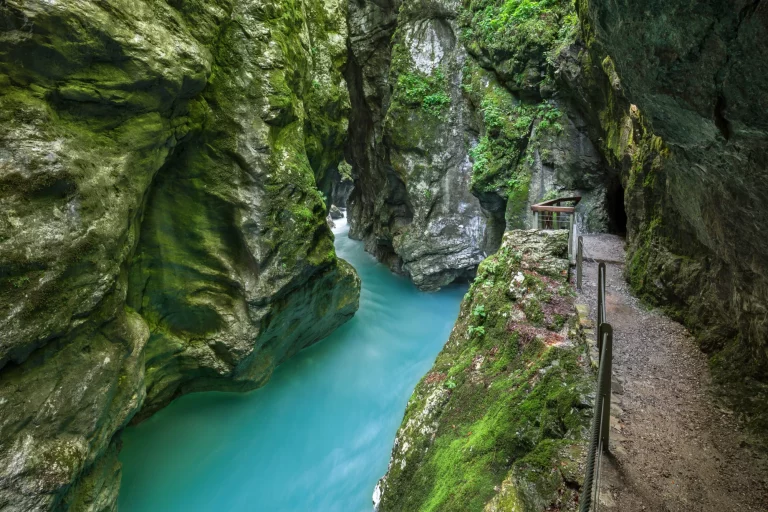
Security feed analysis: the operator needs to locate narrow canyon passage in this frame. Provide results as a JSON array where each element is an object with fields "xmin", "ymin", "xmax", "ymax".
[
  {"xmin": 577, "ymin": 235, "xmax": 768, "ymax": 511},
  {"xmin": 117, "ymin": 217, "xmax": 466, "ymax": 511}
]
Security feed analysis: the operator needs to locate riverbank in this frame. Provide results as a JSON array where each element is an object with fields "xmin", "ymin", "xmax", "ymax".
[{"xmin": 117, "ymin": 217, "xmax": 466, "ymax": 511}]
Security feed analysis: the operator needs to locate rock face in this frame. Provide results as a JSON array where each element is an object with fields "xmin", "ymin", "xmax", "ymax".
[
  {"xmin": 346, "ymin": 0, "xmax": 612, "ymax": 291},
  {"xmin": 458, "ymin": 0, "xmax": 610, "ymax": 235},
  {"xmin": 375, "ymin": 230, "xmax": 593, "ymax": 511},
  {"xmin": 346, "ymin": 0, "xmax": 489, "ymax": 291},
  {"xmin": 329, "ymin": 205, "xmax": 344, "ymax": 220},
  {"xmin": 0, "ymin": 1, "xmax": 360, "ymax": 510},
  {"xmin": 569, "ymin": 0, "xmax": 768, "ymax": 428}
]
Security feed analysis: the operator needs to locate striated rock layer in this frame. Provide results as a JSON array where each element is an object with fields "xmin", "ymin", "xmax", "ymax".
[
  {"xmin": 0, "ymin": 1, "xmax": 360, "ymax": 510},
  {"xmin": 375, "ymin": 230, "xmax": 593, "ymax": 511}
]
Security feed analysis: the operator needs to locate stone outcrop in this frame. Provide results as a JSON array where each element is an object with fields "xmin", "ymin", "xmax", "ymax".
[
  {"xmin": 346, "ymin": 0, "xmax": 496, "ymax": 290},
  {"xmin": 459, "ymin": 0, "xmax": 610, "ymax": 235},
  {"xmin": 329, "ymin": 205, "xmax": 344, "ymax": 220},
  {"xmin": 374, "ymin": 230, "xmax": 593, "ymax": 511},
  {"xmin": 0, "ymin": 1, "xmax": 359, "ymax": 510}
]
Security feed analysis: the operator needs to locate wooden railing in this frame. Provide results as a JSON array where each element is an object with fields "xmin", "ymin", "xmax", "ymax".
[{"xmin": 531, "ymin": 196, "xmax": 581, "ymax": 261}]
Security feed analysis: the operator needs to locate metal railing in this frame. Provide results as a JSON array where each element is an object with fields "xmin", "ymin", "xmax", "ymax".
[
  {"xmin": 577, "ymin": 236, "xmax": 583, "ymax": 290},
  {"xmin": 531, "ymin": 196, "xmax": 581, "ymax": 262},
  {"xmin": 579, "ymin": 262, "xmax": 614, "ymax": 512}
]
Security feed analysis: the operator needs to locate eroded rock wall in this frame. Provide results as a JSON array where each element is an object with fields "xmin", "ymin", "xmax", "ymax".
[
  {"xmin": 570, "ymin": 0, "xmax": 768, "ymax": 428},
  {"xmin": 0, "ymin": 1, "xmax": 359, "ymax": 509},
  {"xmin": 346, "ymin": 0, "xmax": 612, "ymax": 290}
]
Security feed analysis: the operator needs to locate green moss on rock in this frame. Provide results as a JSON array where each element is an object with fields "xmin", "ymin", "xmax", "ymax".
[
  {"xmin": 0, "ymin": 0, "xmax": 361, "ymax": 509},
  {"xmin": 376, "ymin": 230, "xmax": 593, "ymax": 511}
]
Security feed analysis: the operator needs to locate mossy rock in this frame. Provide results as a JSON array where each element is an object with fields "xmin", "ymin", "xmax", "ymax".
[{"xmin": 376, "ymin": 230, "xmax": 593, "ymax": 511}]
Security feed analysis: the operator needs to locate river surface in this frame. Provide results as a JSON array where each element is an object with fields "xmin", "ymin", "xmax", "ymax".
[{"xmin": 118, "ymin": 216, "xmax": 465, "ymax": 511}]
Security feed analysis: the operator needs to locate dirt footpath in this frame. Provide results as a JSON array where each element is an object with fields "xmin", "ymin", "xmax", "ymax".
[{"xmin": 576, "ymin": 234, "xmax": 768, "ymax": 512}]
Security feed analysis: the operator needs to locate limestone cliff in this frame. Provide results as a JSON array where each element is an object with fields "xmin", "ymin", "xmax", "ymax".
[
  {"xmin": 375, "ymin": 230, "xmax": 593, "ymax": 511},
  {"xmin": 0, "ymin": 1, "xmax": 359, "ymax": 510},
  {"xmin": 367, "ymin": 0, "xmax": 768, "ymax": 437},
  {"xmin": 346, "ymin": 0, "xmax": 612, "ymax": 291}
]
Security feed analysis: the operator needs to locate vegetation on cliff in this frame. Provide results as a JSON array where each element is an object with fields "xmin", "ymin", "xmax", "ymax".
[
  {"xmin": 376, "ymin": 230, "xmax": 592, "ymax": 511},
  {"xmin": 0, "ymin": 0, "xmax": 359, "ymax": 509},
  {"xmin": 458, "ymin": 0, "xmax": 609, "ymax": 237}
]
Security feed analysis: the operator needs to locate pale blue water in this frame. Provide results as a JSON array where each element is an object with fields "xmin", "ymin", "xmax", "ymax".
[{"xmin": 118, "ymin": 217, "xmax": 465, "ymax": 512}]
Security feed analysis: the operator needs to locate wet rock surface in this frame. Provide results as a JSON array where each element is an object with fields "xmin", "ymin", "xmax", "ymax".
[
  {"xmin": 0, "ymin": 1, "xmax": 360, "ymax": 509},
  {"xmin": 346, "ymin": 0, "xmax": 488, "ymax": 290},
  {"xmin": 329, "ymin": 205, "xmax": 344, "ymax": 220}
]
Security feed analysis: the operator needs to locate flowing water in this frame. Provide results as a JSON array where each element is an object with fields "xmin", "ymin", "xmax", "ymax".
[{"xmin": 118, "ymin": 216, "xmax": 466, "ymax": 511}]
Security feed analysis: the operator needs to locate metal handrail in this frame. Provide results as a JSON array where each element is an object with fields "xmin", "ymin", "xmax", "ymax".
[
  {"xmin": 577, "ymin": 236, "xmax": 583, "ymax": 290},
  {"xmin": 597, "ymin": 263, "xmax": 606, "ymax": 353},
  {"xmin": 530, "ymin": 196, "xmax": 582, "ymax": 212},
  {"xmin": 579, "ymin": 261, "xmax": 613, "ymax": 512}
]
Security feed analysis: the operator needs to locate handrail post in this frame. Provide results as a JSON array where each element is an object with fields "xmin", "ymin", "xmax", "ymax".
[
  {"xmin": 601, "ymin": 264, "xmax": 607, "ymax": 323},
  {"xmin": 597, "ymin": 263, "xmax": 606, "ymax": 353},
  {"xmin": 599, "ymin": 324, "xmax": 613, "ymax": 448},
  {"xmin": 577, "ymin": 236, "xmax": 583, "ymax": 290}
]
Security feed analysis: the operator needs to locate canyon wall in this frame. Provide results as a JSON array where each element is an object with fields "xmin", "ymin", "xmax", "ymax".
[
  {"xmin": 0, "ymin": 1, "xmax": 359, "ymax": 509},
  {"xmin": 568, "ymin": 0, "xmax": 768, "ymax": 429},
  {"xmin": 346, "ymin": 0, "xmax": 610, "ymax": 291}
]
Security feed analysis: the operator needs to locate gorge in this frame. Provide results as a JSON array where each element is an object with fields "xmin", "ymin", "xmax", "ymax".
[
  {"xmin": 118, "ymin": 218, "xmax": 465, "ymax": 511},
  {"xmin": 0, "ymin": 0, "xmax": 766, "ymax": 510}
]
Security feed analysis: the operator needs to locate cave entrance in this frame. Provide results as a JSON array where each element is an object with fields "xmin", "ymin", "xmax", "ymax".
[{"xmin": 606, "ymin": 177, "xmax": 627, "ymax": 236}]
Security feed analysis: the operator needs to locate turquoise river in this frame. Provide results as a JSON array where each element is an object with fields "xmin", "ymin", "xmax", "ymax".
[{"xmin": 118, "ymin": 216, "xmax": 466, "ymax": 511}]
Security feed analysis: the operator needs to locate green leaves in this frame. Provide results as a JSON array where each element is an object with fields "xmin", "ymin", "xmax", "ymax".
[
  {"xmin": 467, "ymin": 325, "xmax": 486, "ymax": 338},
  {"xmin": 422, "ymin": 91, "xmax": 451, "ymax": 116},
  {"xmin": 395, "ymin": 69, "xmax": 451, "ymax": 117}
]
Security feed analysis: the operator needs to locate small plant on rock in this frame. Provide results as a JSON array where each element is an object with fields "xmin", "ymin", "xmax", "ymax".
[{"xmin": 467, "ymin": 325, "xmax": 486, "ymax": 338}]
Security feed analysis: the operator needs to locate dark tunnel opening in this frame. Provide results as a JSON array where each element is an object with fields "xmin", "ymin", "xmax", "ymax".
[{"xmin": 606, "ymin": 177, "xmax": 628, "ymax": 236}]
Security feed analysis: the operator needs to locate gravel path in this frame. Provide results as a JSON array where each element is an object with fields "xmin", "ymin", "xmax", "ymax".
[{"xmin": 576, "ymin": 234, "xmax": 768, "ymax": 512}]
